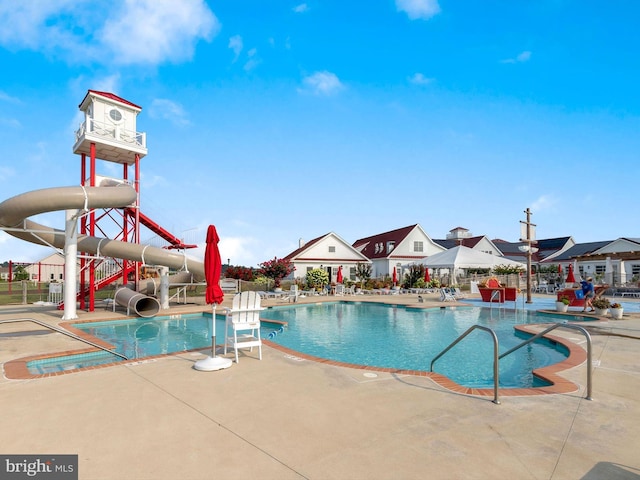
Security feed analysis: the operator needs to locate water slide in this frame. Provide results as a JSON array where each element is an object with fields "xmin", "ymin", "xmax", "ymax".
[{"xmin": 0, "ymin": 184, "xmax": 205, "ymax": 316}]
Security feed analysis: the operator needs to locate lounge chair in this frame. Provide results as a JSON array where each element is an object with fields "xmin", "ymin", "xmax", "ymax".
[
  {"xmin": 452, "ymin": 287, "xmax": 467, "ymax": 299},
  {"xmin": 280, "ymin": 284, "xmax": 299, "ymax": 302},
  {"xmin": 223, "ymin": 291, "xmax": 263, "ymax": 363},
  {"xmin": 440, "ymin": 288, "xmax": 456, "ymax": 302}
]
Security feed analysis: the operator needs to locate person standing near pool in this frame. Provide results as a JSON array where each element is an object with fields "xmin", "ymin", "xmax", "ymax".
[{"xmin": 581, "ymin": 277, "xmax": 595, "ymax": 312}]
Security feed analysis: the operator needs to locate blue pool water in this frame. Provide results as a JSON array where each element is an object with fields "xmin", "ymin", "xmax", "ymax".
[
  {"xmin": 27, "ymin": 303, "xmax": 584, "ymax": 388},
  {"xmin": 259, "ymin": 303, "xmax": 571, "ymax": 388}
]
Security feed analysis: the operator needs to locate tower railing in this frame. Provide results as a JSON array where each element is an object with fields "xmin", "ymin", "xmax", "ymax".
[{"xmin": 75, "ymin": 119, "xmax": 146, "ymax": 149}]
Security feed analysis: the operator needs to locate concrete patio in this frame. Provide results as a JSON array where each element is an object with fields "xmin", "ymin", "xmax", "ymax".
[{"xmin": 1, "ymin": 294, "xmax": 639, "ymax": 479}]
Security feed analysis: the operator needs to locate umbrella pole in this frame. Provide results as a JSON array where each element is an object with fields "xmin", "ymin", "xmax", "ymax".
[
  {"xmin": 194, "ymin": 303, "xmax": 232, "ymax": 371},
  {"xmin": 212, "ymin": 304, "xmax": 217, "ymax": 358}
]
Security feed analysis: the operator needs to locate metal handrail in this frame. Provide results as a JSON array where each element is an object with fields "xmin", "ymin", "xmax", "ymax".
[
  {"xmin": 430, "ymin": 325, "xmax": 501, "ymax": 404},
  {"xmin": 0, "ymin": 317, "xmax": 128, "ymax": 360},
  {"xmin": 499, "ymin": 322, "xmax": 593, "ymax": 400},
  {"xmin": 489, "ymin": 289, "xmax": 501, "ymax": 314}
]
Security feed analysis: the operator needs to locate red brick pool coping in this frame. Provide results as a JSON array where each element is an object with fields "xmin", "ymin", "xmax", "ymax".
[{"xmin": 3, "ymin": 310, "xmax": 593, "ymax": 398}]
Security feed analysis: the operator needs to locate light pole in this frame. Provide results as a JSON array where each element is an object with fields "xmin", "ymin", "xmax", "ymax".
[{"xmin": 519, "ymin": 208, "xmax": 537, "ymax": 304}]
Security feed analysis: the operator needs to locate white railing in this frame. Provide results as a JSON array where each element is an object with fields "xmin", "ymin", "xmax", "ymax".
[{"xmin": 75, "ymin": 119, "xmax": 146, "ymax": 149}]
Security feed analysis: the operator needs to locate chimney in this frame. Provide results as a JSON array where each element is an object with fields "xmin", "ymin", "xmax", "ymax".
[{"xmin": 299, "ymin": 238, "xmax": 305, "ymax": 248}]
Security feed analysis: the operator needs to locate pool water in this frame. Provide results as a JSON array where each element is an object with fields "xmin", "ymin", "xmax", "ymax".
[
  {"xmin": 259, "ymin": 303, "xmax": 569, "ymax": 388},
  {"xmin": 30, "ymin": 304, "xmax": 574, "ymax": 388}
]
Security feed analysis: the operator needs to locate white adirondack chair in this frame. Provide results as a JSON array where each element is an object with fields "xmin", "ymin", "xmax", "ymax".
[{"xmin": 223, "ymin": 291, "xmax": 264, "ymax": 363}]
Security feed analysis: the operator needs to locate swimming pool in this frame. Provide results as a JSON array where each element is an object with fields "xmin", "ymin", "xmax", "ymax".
[
  {"xmin": 258, "ymin": 303, "xmax": 570, "ymax": 388},
  {"xmin": 29, "ymin": 303, "xmax": 578, "ymax": 389}
]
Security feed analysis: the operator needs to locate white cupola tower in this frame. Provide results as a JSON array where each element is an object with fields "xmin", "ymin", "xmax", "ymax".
[{"xmin": 73, "ymin": 90, "xmax": 147, "ymax": 164}]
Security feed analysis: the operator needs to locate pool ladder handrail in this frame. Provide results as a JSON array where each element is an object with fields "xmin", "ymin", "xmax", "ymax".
[
  {"xmin": 0, "ymin": 317, "xmax": 129, "ymax": 361},
  {"xmin": 488, "ymin": 289, "xmax": 519, "ymax": 313},
  {"xmin": 430, "ymin": 322, "xmax": 593, "ymax": 404},
  {"xmin": 499, "ymin": 322, "xmax": 592, "ymax": 400},
  {"xmin": 430, "ymin": 325, "xmax": 501, "ymax": 404}
]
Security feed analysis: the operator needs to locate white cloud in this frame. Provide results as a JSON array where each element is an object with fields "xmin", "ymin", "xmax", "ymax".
[
  {"xmin": 0, "ymin": 0, "xmax": 80, "ymax": 49},
  {"xmin": 408, "ymin": 73, "xmax": 435, "ymax": 85},
  {"xmin": 395, "ymin": 0, "xmax": 441, "ymax": 20},
  {"xmin": 0, "ymin": 118, "xmax": 21, "ymax": 128},
  {"xmin": 140, "ymin": 172, "xmax": 169, "ymax": 189},
  {"xmin": 218, "ymin": 236, "xmax": 260, "ymax": 267},
  {"xmin": 501, "ymin": 50, "xmax": 532, "ymax": 64},
  {"xmin": 517, "ymin": 51, "xmax": 532, "ymax": 62},
  {"xmin": 0, "ymin": 91, "xmax": 22, "ymax": 104},
  {"xmin": 228, "ymin": 35, "xmax": 243, "ymax": 62},
  {"xmin": 243, "ymin": 48, "xmax": 261, "ymax": 72},
  {"xmin": 0, "ymin": 166, "xmax": 16, "ymax": 182},
  {"xmin": 293, "ymin": 3, "xmax": 309, "ymax": 13},
  {"xmin": 99, "ymin": 0, "xmax": 219, "ymax": 65},
  {"xmin": 0, "ymin": 0, "xmax": 219, "ymax": 67},
  {"xmin": 531, "ymin": 194, "xmax": 555, "ymax": 212},
  {"xmin": 148, "ymin": 98, "xmax": 190, "ymax": 126},
  {"xmin": 299, "ymin": 71, "xmax": 344, "ymax": 96},
  {"xmin": 93, "ymin": 74, "xmax": 122, "ymax": 94}
]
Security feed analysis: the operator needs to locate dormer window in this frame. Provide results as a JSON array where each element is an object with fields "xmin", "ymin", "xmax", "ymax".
[{"xmin": 386, "ymin": 241, "xmax": 395, "ymax": 253}]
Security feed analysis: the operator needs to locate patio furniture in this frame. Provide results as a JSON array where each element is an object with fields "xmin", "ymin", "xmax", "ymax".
[
  {"xmin": 224, "ymin": 291, "xmax": 263, "ymax": 363},
  {"xmin": 440, "ymin": 288, "xmax": 456, "ymax": 302}
]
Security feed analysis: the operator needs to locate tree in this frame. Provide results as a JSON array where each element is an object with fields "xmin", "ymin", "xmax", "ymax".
[
  {"xmin": 404, "ymin": 264, "xmax": 424, "ymax": 288},
  {"xmin": 258, "ymin": 257, "xmax": 294, "ymax": 288},
  {"xmin": 355, "ymin": 262, "xmax": 372, "ymax": 287},
  {"xmin": 306, "ymin": 268, "xmax": 329, "ymax": 290},
  {"xmin": 13, "ymin": 265, "xmax": 29, "ymax": 281}
]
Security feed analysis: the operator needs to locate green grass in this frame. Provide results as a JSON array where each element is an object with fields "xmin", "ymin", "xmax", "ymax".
[{"xmin": 0, "ymin": 281, "xmax": 208, "ymax": 306}]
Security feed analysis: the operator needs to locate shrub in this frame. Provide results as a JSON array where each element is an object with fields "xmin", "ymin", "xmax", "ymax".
[
  {"xmin": 258, "ymin": 257, "xmax": 295, "ymax": 288},
  {"xmin": 306, "ymin": 268, "xmax": 329, "ymax": 290},
  {"xmin": 592, "ymin": 297, "xmax": 611, "ymax": 309},
  {"xmin": 225, "ymin": 266, "xmax": 254, "ymax": 281}
]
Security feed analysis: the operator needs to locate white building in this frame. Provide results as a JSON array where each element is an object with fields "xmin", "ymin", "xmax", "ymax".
[
  {"xmin": 283, "ymin": 233, "xmax": 371, "ymax": 283},
  {"xmin": 352, "ymin": 224, "xmax": 445, "ymax": 279}
]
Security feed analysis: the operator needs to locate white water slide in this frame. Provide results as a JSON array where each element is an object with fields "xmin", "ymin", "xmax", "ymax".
[{"xmin": 0, "ymin": 184, "xmax": 205, "ymax": 317}]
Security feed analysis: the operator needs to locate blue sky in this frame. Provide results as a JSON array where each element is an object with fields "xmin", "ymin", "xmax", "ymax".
[{"xmin": 1, "ymin": 0, "xmax": 639, "ymax": 267}]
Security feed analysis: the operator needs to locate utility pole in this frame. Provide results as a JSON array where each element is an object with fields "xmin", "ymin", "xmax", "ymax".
[{"xmin": 519, "ymin": 208, "xmax": 537, "ymax": 304}]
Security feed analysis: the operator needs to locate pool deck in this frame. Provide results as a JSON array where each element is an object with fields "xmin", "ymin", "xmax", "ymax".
[{"xmin": 1, "ymin": 293, "xmax": 640, "ymax": 479}]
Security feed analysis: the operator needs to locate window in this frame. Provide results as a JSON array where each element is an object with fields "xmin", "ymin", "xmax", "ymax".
[
  {"xmin": 632, "ymin": 264, "xmax": 640, "ymax": 275},
  {"xmin": 414, "ymin": 241, "xmax": 423, "ymax": 252},
  {"xmin": 386, "ymin": 241, "xmax": 395, "ymax": 253},
  {"xmin": 108, "ymin": 108, "xmax": 123, "ymax": 123},
  {"xmin": 595, "ymin": 265, "xmax": 605, "ymax": 275},
  {"xmin": 328, "ymin": 246, "xmax": 336, "ymax": 253}
]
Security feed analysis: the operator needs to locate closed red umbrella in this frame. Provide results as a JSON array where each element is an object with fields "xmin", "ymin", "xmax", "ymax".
[
  {"xmin": 424, "ymin": 267, "xmax": 430, "ymax": 283},
  {"xmin": 336, "ymin": 266, "xmax": 343, "ymax": 284},
  {"xmin": 558, "ymin": 264, "xmax": 562, "ymax": 274},
  {"xmin": 205, "ymin": 226, "xmax": 224, "ymax": 305},
  {"xmin": 392, "ymin": 267, "xmax": 398, "ymax": 285},
  {"xmin": 195, "ymin": 225, "xmax": 232, "ymax": 371},
  {"xmin": 566, "ymin": 263, "xmax": 576, "ymax": 283}
]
